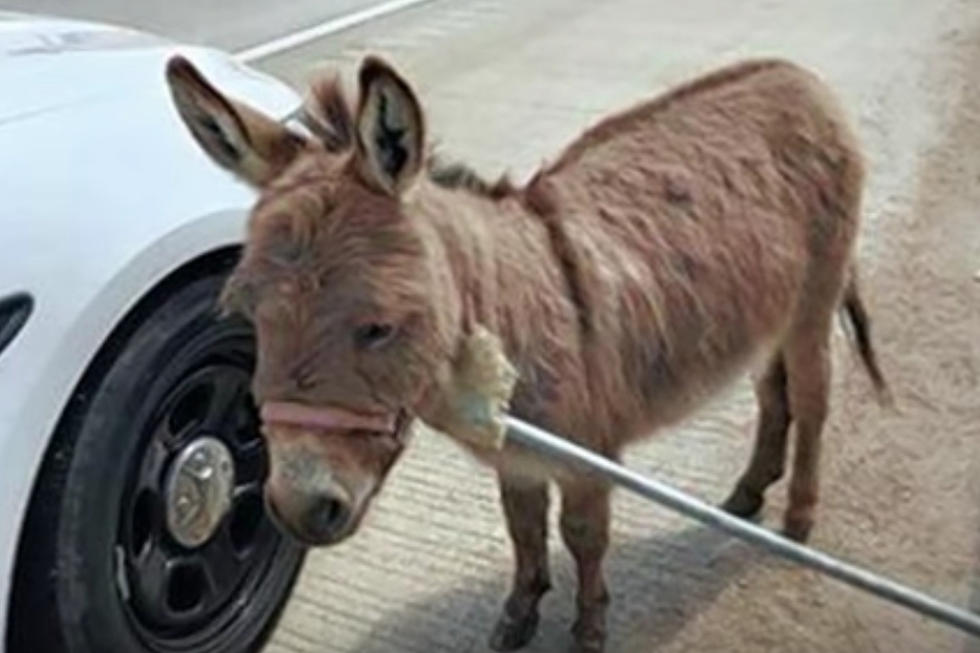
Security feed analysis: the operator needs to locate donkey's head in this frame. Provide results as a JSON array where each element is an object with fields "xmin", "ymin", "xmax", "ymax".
[{"xmin": 167, "ymin": 56, "xmax": 462, "ymax": 545}]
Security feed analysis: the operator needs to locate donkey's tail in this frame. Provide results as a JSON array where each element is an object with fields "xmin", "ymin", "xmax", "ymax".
[{"xmin": 840, "ymin": 266, "xmax": 892, "ymax": 406}]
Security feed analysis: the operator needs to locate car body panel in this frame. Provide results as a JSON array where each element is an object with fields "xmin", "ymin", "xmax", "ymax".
[{"xmin": 0, "ymin": 16, "xmax": 300, "ymax": 641}]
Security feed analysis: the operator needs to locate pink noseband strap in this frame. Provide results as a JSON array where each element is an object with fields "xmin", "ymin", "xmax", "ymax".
[{"xmin": 261, "ymin": 401, "xmax": 397, "ymax": 433}]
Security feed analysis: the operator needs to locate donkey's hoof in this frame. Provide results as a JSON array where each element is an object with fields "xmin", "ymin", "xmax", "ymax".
[
  {"xmin": 720, "ymin": 485, "xmax": 764, "ymax": 519},
  {"xmin": 782, "ymin": 514, "xmax": 814, "ymax": 542},
  {"xmin": 571, "ymin": 635, "xmax": 605, "ymax": 653},
  {"xmin": 489, "ymin": 611, "xmax": 539, "ymax": 651},
  {"xmin": 571, "ymin": 620, "xmax": 606, "ymax": 653}
]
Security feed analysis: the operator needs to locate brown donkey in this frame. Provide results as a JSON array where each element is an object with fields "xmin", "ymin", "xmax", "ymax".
[{"xmin": 166, "ymin": 55, "xmax": 888, "ymax": 653}]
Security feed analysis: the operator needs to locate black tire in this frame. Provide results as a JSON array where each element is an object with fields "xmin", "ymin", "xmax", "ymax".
[{"xmin": 7, "ymin": 271, "xmax": 304, "ymax": 653}]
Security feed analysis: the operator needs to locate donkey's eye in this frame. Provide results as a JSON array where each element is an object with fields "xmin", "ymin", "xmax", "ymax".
[{"xmin": 354, "ymin": 322, "xmax": 396, "ymax": 350}]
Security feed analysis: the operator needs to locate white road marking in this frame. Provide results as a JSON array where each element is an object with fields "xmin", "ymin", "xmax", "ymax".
[{"xmin": 234, "ymin": 0, "xmax": 439, "ymax": 63}]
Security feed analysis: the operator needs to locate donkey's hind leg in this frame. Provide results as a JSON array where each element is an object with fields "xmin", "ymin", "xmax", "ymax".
[
  {"xmin": 722, "ymin": 354, "xmax": 792, "ymax": 518},
  {"xmin": 781, "ymin": 317, "xmax": 834, "ymax": 542}
]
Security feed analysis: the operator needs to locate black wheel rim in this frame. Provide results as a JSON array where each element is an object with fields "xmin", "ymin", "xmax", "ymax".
[{"xmin": 116, "ymin": 321, "xmax": 292, "ymax": 650}]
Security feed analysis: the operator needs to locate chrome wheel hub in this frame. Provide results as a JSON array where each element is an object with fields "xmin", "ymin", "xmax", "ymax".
[{"xmin": 165, "ymin": 436, "xmax": 235, "ymax": 548}]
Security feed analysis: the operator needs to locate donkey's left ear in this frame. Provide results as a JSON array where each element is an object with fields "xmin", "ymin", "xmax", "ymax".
[{"xmin": 354, "ymin": 56, "xmax": 425, "ymax": 196}]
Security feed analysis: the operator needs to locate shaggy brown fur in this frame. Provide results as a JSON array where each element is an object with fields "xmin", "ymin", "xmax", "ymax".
[{"xmin": 166, "ymin": 55, "xmax": 887, "ymax": 653}]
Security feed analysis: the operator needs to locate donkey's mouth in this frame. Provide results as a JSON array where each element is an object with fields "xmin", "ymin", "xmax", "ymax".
[{"xmin": 260, "ymin": 401, "xmax": 401, "ymax": 437}]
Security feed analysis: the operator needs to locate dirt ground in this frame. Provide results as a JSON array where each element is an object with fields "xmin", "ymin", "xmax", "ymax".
[{"xmin": 257, "ymin": 0, "xmax": 980, "ymax": 651}]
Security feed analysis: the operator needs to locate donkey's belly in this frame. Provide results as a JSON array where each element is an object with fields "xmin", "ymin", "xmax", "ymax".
[{"xmin": 631, "ymin": 329, "xmax": 783, "ymax": 440}]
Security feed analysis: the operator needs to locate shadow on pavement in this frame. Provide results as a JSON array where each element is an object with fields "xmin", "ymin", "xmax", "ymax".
[{"xmin": 351, "ymin": 519, "xmax": 768, "ymax": 653}]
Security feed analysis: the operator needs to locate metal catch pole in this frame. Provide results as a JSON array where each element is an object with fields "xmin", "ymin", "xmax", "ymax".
[{"xmin": 503, "ymin": 415, "xmax": 980, "ymax": 639}]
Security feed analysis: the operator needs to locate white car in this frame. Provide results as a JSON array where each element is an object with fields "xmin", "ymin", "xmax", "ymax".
[{"xmin": 0, "ymin": 13, "xmax": 308, "ymax": 653}]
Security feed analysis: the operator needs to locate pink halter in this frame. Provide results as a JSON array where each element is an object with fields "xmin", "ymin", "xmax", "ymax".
[{"xmin": 261, "ymin": 401, "xmax": 397, "ymax": 433}]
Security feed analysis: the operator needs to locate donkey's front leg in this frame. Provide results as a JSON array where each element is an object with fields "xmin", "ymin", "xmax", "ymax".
[
  {"xmin": 559, "ymin": 478, "xmax": 611, "ymax": 653},
  {"xmin": 490, "ymin": 472, "xmax": 552, "ymax": 651}
]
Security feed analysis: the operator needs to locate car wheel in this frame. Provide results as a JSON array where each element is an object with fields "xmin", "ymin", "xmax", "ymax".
[{"xmin": 7, "ymin": 271, "xmax": 305, "ymax": 653}]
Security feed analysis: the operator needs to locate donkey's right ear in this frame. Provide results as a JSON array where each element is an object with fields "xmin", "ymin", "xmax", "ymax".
[{"xmin": 166, "ymin": 56, "xmax": 306, "ymax": 187}]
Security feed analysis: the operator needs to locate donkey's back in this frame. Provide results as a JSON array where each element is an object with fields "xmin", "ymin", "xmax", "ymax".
[{"xmin": 526, "ymin": 59, "xmax": 868, "ymax": 448}]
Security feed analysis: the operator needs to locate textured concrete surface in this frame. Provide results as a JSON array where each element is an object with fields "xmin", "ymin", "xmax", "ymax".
[{"xmin": 249, "ymin": 1, "xmax": 980, "ymax": 652}]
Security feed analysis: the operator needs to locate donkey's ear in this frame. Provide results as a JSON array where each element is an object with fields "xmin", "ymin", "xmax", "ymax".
[
  {"xmin": 354, "ymin": 56, "xmax": 425, "ymax": 196},
  {"xmin": 166, "ymin": 56, "xmax": 305, "ymax": 187}
]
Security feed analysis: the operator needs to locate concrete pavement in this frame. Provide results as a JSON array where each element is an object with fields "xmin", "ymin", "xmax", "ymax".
[
  {"xmin": 0, "ymin": 0, "xmax": 388, "ymax": 52},
  {"xmin": 251, "ymin": 1, "xmax": 980, "ymax": 652}
]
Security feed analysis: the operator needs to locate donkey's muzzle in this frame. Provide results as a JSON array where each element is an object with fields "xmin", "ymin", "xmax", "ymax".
[
  {"xmin": 264, "ymin": 483, "xmax": 353, "ymax": 546},
  {"xmin": 259, "ymin": 402, "xmax": 402, "ymax": 546}
]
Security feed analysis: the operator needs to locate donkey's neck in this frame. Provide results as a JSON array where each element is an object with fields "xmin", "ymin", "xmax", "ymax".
[{"xmin": 412, "ymin": 173, "xmax": 583, "ymax": 376}]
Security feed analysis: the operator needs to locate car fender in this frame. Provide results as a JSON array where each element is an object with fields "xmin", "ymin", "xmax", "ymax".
[{"xmin": 0, "ymin": 41, "xmax": 300, "ymax": 640}]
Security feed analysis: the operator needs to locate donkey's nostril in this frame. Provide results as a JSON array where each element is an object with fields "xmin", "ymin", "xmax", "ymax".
[{"xmin": 303, "ymin": 494, "xmax": 349, "ymax": 542}]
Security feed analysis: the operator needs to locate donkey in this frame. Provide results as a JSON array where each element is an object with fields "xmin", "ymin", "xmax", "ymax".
[{"xmin": 166, "ymin": 54, "xmax": 888, "ymax": 653}]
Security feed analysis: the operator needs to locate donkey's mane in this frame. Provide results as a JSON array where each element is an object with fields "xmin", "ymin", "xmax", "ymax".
[{"xmin": 426, "ymin": 155, "xmax": 516, "ymax": 200}]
